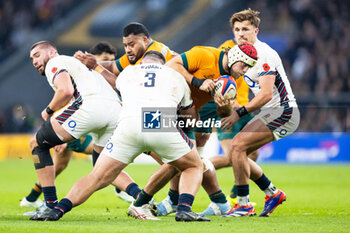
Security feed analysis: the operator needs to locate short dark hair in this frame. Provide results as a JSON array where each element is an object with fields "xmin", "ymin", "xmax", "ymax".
[
  {"xmin": 30, "ymin": 41, "xmax": 57, "ymax": 51},
  {"xmin": 143, "ymin": 50, "xmax": 166, "ymax": 64},
  {"xmin": 89, "ymin": 41, "xmax": 116, "ymax": 55},
  {"xmin": 123, "ymin": 22, "xmax": 150, "ymax": 38}
]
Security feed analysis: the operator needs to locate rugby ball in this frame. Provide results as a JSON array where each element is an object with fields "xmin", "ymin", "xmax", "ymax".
[{"xmin": 214, "ymin": 75, "xmax": 237, "ymax": 100}]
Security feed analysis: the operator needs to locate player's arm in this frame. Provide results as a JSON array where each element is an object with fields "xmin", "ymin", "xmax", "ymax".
[
  {"xmin": 243, "ymin": 74, "xmax": 274, "ymax": 113},
  {"xmin": 93, "ymin": 63, "xmax": 119, "ymax": 89},
  {"xmin": 42, "ymin": 71, "xmax": 74, "ymax": 121},
  {"xmin": 74, "ymin": 51, "xmax": 119, "ymax": 89},
  {"xmin": 166, "ymin": 56, "xmax": 193, "ymax": 83},
  {"xmin": 220, "ymin": 75, "xmax": 275, "ymax": 129},
  {"xmin": 166, "ymin": 56, "xmax": 215, "ymax": 92},
  {"xmin": 99, "ymin": 60, "xmax": 121, "ymax": 76}
]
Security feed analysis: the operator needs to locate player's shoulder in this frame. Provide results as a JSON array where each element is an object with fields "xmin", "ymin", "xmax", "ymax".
[
  {"xmin": 49, "ymin": 55, "xmax": 74, "ymax": 63},
  {"xmin": 255, "ymin": 40, "xmax": 280, "ymax": 61},
  {"xmin": 218, "ymin": 39, "xmax": 235, "ymax": 50},
  {"xmin": 187, "ymin": 45, "xmax": 219, "ymax": 56}
]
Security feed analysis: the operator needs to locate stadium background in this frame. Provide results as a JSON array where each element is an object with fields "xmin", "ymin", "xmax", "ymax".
[{"xmin": 0, "ymin": 0, "xmax": 349, "ymax": 163}]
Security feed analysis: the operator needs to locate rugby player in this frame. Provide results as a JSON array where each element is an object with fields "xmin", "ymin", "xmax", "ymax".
[
  {"xmin": 28, "ymin": 41, "xmax": 121, "ymax": 218},
  {"xmin": 134, "ymin": 43, "xmax": 258, "ymax": 217},
  {"xmin": 21, "ymin": 41, "xmax": 134, "ymax": 209},
  {"xmin": 201, "ymin": 36, "xmax": 259, "ymax": 207},
  {"xmin": 221, "ymin": 9, "xmax": 300, "ymax": 217},
  {"xmin": 30, "ymin": 51, "xmax": 210, "ymax": 222}
]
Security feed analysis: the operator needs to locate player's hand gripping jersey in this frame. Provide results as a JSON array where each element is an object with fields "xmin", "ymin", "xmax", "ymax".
[{"xmin": 116, "ymin": 41, "xmax": 176, "ymax": 72}]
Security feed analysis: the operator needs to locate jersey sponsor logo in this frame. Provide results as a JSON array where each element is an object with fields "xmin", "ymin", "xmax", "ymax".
[
  {"xmin": 263, "ymin": 63, "xmax": 270, "ymax": 72},
  {"xmin": 68, "ymin": 120, "xmax": 76, "ymax": 130},
  {"xmin": 51, "ymin": 67, "xmax": 58, "ymax": 73},
  {"xmin": 106, "ymin": 142, "xmax": 114, "ymax": 153},
  {"xmin": 143, "ymin": 110, "xmax": 161, "ymax": 129},
  {"xmin": 279, "ymin": 129, "xmax": 288, "ymax": 135},
  {"xmin": 244, "ymin": 75, "xmax": 259, "ymax": 88}
]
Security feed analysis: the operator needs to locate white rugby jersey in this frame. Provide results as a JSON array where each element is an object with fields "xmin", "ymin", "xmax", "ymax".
[
  {"xmin": 244, "ymin": 40, "xmax": 297, "ymax": 108},
  {"xmin": 116, "ymin": 63, "xmax": 193, "ymax": 120},
  {"xmin": 45, "ymin": 55, "xmax": 118, "ymax": 104}
]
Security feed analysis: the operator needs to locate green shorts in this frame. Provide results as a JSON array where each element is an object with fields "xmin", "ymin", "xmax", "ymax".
[
  {"xmin": 67, "ymin": 134, "xmax": 93, "ymax": 153},
  {"xmin": 195, "ymin": 101, "xmax": 254, "ymax": 141}
]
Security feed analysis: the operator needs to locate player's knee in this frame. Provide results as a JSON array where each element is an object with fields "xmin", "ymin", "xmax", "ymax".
[
  {"xmin": 29, "ymin": 137, "xmax": 38, "ymax": 150},
  {"xmin": 90, "ymin": 171, "xmax": 113, "ymax": 189},
  {"xmin": 221, "ymin": 154, "xmax": 232, "ymax": 166},
  {"xmin": 231, "ymin": 136, "xmax": 248, "ymax": 154},
  {"xmin": 248, "ymin": 150, "xmax": 259, "ymax": 162},
  {"xmin": 36, "ymin": 120, "xmax": 64, "ymax": 150},
  {"xmin": 55, "ymin": 162, "xmax": 68, "ymax": 175},
  {"xmin": 32, "ymin": 146, "xmax": 54, "ymax": 170}
]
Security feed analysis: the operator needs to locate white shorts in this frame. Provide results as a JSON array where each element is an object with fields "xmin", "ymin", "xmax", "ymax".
[
  {"xmin": 102, "ymin": 117, "xmax": 193, "ymax": 164},
  {"xmin": 55, "ymin": 98, "xmax": 121, "ymax": 147},
  {"xmin": 250, "ymin": 105, "xmax": 300, "ymax": 141}
]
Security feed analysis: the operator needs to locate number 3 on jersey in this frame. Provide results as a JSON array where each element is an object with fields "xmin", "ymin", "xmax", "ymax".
[{"xmin": 144, "ymin": 72, "xmax": 155, "ymax": 87}]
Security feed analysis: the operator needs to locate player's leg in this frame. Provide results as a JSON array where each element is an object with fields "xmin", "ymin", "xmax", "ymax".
[
  {"xmin": 21, "ymin": 144, "xmax": 73, "ymax": 209},
  {"xmin": 223, "ymin": 119, "xmax": 273, "ymax": 217},
  {"xmin": 210, "ymin": 112, "xmax": 258, "ymax": 206},
  {"xmin": 169, "ymin": 147, "xmax": 210, "ymax": 221},
  {"xmin": 194, "ymin": 125, "xmax": 230, "ymax": 216},
  {"xmin": 198, "ymin": 160, "xmax": 231, "ymax": 216},
  {"xmin": 91, "ymin": 143, "xmax": 141, "ymax": 203},
  {"xmin": 157, "ymin": 129, "xmax": 196, "ymax": 216},
  {"xmin": 30, "ymin": 117, "xmax": 75, "ymax": 210},
  {"xmin": 141, "ymin": 162, "xmax": 180, "ymax": 216},
  {"xmin": 30, "ymin": 151, "xmax": 128, "ymax": 221},
  {"xmin": 52, "ymin": 145, "xmax": 74, "ymax": 176}
]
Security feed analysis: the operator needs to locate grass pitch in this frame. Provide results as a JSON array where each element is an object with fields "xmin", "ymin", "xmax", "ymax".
[{"xmin": 0, "ymin": 159, "xmax": 349, "ymax": 233}]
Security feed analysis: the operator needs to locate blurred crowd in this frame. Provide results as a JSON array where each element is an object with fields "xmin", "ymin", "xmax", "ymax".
[
  {"xmin": 0, "ymin": 0, "xmax": 83, "ymax": 62},
  {"xmin": 247, "ymin": 0, "xmax": 349, "ymax": 132},
  {"xmin": 0, "ymin": 103, "xmax": 41, "ymax": 133},
  {"xmin": 0, "ymin": 0, "xmax": 348, "ymax": 133}
]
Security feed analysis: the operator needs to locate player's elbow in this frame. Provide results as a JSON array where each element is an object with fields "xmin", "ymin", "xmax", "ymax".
[
  {"xmin": 60, "ymin": 87, "xmax": 74, "ymax": 99},
  {"xmin": 262, "ymin": 91, "xmax": 273, "ymax": 104}
]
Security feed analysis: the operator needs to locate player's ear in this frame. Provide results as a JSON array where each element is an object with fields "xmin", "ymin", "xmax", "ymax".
[
  {"xmin": 142, "ymin": 35, "xmax": 148, "ymax": 43},
  {"xmin": 48, "ymin": 48, "xmax": 57, "ymax": 58},
  {"xmin": 255, "ymin": 27, "xmax": 259, "ymax": 35}
]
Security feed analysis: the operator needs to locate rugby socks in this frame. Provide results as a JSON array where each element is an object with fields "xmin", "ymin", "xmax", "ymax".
[
  {"xmin": 52, "ymin": 198, "xmax": 72, "ymax": 217},
  {"xmin": 92, "ymin": 150, "xmax": 100, "ymax": 166},
  {"xmin": 237, "ymin": 184, "xmax": 250, "ymax": 206},
  {"xmin": 177, "ymin": 193, "xmax": 194, "ymax": 212},
  {"xmin": 26, "ymin": 183, "xmax": 42, "ymax": 202},
  {"xmin": 229, "ymin": 185, "xmax": 238, "ymax": 199},
  {"xmin": 209, "ymin": 190, "xmax": 227, "ymax": 203},
  {"xmin": 126, "ymin": 182, "xmax": 142, "ymax": 199},
  {"xmin": 254, "ymin": 173, "xmax": 277, "ymax": 197},
  {"xmin": 134, "ymin": 190, "xmax": 152, "ymax": 207},
  {"xmin": 168, "ymin": 189, "xmax": 179, "ymax": 205},
  {"xmin": 42, "ymin": 186, "xmax": 58, "ymax": 209}
]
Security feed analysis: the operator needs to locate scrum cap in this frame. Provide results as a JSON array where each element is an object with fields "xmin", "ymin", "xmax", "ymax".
[{"xmin": 228, "ymin": 42, "xmax": 258, "ymax": 68}]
